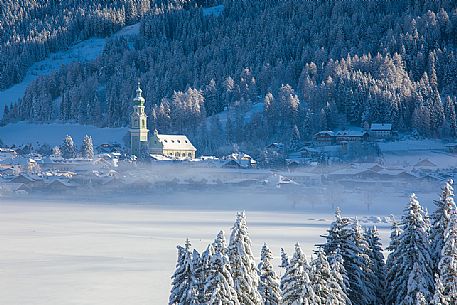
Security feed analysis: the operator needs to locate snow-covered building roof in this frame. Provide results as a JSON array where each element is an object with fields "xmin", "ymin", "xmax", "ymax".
[
  {"xmin": 370, "ymin": 123, "xmax": 392, "ymax": 131},
  {"xmin": 335, "ymin": 130, "xmax": 368, "ymax": 137},
  {"xmin": 152, "ymin": 132, "xmax": 196, "ymax": 152}
]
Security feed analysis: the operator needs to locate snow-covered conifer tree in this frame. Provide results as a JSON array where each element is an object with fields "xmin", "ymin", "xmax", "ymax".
[
  {"xmin": 389, "ymin": 194, "xmax": 434, "ymax": 304},
  {"xmin": 169, "ymin": 239, "xmax": 193, "ymax": 305},
  {"xmin": 310, "ymin": 250, "xmax": 336, "ymax": 305},
  {"xmin": 61, "ymin": 135, "xmax": 76, "ymax": 159},
  {"xmin": 350, "ymin": 219, "xmax": 375, "ymax": 305},
  {"xmin": 386, "ymin": 217, "xmax": 403, "ymax": 304},
  {"xmin": 435, "ymin": 212, "xmax": 457, "ymax": 304},
  {"xmin": 432, "ymin": 274, "xmax": 447, "ymax": 305},
  {"xmin": 280, "ymin": 243, "xmax": 315, "ymax": 305},
  {"xmin": 188, "ymin": 249, "xmax": 203, "ymax": 304},
  {"xmin": 204, "ymin": 231, "xmax": 239, "ymax": 305},
  {"xmin": 228, "ymin": 212, "xmax": 262, "ymax": 304},
  {"xmin": 365, "ymin": 226, "xmax": 386, "ymax": 305},
  {"xmin": 430, "ymin": 179, "xmax": 456, "ymax": 271},
  {"xmin": 258, "ymin": 243, "xmax": 281, "ymax": 305},
  {"xmin": 52, "ymin": 146, "xmax": 62, "ymax": 158},
  {"xmin": 81, "ymin": 135, "xmax": 94, "ymax": 159},
  {"xmin": 279, "ymin": 248, "xmax": 289, "ymax": 270},
  {"xmin": 328, "ymin": 249, "xmax": 352, "ymax": 305},
  {"xmin": 322, "ymin": 209, "xmax": 368, "ymax": 305}
]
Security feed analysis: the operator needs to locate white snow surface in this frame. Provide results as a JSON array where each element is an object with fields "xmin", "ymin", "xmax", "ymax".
[
  {"xmin": 0, "ymin": 199, "xmax": 390, "ymax": 305},
  {"xmin": 0, "ymin": 22, "xmax": 140, "ymax": 118},
  {"xmin": 0, "ymin": 122, "xmax": 128, "ymax": 146}
]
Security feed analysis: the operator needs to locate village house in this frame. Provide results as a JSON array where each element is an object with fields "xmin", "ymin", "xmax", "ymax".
[{"xmin": 369, "ymin": 123, "xmax": 393, "ymax": 138}]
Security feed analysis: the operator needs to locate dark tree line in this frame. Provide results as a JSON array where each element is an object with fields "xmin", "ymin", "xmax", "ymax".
[{"xmin": 2, "ymin": 0, "xmax": 457, "ymax": 155}]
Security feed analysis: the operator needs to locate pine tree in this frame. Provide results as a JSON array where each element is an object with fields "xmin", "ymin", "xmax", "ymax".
[
  {"xmin": 435, "ymin": 212, "xmax": 457, "ymax": 304},
  {"xmin": 280, "ymin": 243, "xmax": 315, "ymax": 305},
  {"xmin": 258, "ymin": 243, "xmax": 281, "ymax": 305},
  {"xmin": 61, "ymin": 135, "xmax": 76, "ymax": 159},
  {"xmin": 389, "ymin": 194, "xmax": 434, "ymax": 304},
  {"xmin": 169, "ymin": 239, "xmax": 193, "ymax": 305},
  {"xmin": 430, "ymin": 179, "xmax": 456, "ymax": 272},
  {"xmin": 365, "ymin": 226, "xmax": 386, "ymax": 305},
  {"xmin": 203, "ymin": 231, "xmax": 239, "ymax": 305},
  {"xmin": 81, "ymin": 134, "xmax": 94, "ymax": 159},
  {"xmin": 228, "ymin": 212, "xmax": 262, "ymax": 305}
]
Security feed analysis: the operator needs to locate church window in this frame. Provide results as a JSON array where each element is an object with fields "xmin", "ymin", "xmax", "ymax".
[
  {"xmin": 142, "ymin": 120, "xmax": 145, "ymax": 128},
  {"xmin": 188, "ymin": 153, "xmax": 192, "ymax": 157}
]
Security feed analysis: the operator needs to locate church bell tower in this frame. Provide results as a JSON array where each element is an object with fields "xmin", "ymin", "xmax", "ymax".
[{"xmin": 129, "ymin": 82, "xmax": 149, "ymax": 157}]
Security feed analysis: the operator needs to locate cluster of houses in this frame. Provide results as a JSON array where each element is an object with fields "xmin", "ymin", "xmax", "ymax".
[{"xmin": 314, "ymin": 123, "xmax": 393, "ymax": 145}]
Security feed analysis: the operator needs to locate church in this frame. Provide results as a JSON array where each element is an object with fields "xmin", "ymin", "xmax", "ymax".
[{"xmin": 129, "ymin": 83, "xmax": 197, "ymax": 159}]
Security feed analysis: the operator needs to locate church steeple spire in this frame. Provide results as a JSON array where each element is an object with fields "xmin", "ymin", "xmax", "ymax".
[
  {"xmin": 130, "ymin": 81, "xmax": 149, "ymax": 157},
  {"xmin": 133, "ymin": 80, "xmax": 145, "ymax": 106}
]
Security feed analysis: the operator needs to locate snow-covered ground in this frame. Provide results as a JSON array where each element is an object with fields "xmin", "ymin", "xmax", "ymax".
[
  {"xmin": 0, "ymin": 122, "xmax": 128, "ymax": 147},
  {"xmin": 0, "ymin": 23, "xmax": 140, "ymax": 118},
  {"xmin": 0, "ymin": 198, "xmax": 391, "ymax": 305}
]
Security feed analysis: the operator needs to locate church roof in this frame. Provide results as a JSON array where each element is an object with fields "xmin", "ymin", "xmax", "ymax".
[{"xmin": 156, "ymin": 134, "xmax": 197, "ymax": 151}]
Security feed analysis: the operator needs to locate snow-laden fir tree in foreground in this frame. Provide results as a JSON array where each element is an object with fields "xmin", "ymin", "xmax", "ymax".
[
  {"xmin": 365, "ymin": 226, "xmax": 386, "ymax": 305},
  {"xmin": 169, "ymin": 239, "xmax": 193, "ymax": 305},
  {"xmin": 386, "ymin": 216, "xmax": 403, "ymax": 304},
  {"xmin": 187, "ymin": 249, "xmax": 203, "ymax": 304},
  {"xmin": 327, "ymin": 249, "xmax": 352, "ymax": 305},
  {"xmin": 280, "ymin": 243, "xmax": 315, "ymax": 305},
  {"xmin": 81, "ymin": 134, "xmax": 94, "ymax": 159},
  {"xmin": 388, "ymin": 194, "xmax": 434, "ymax": 305},
  {"xmin": 430, "ymin": 179, "xmax": 456, "ymax": 272},
  {"xmin": 322, "ymin": 209, "xmax": 369, "ymax": 305},
  {"xmin": 279, "ymin": 248, "xmax": 289, "ymax": 269},
  {"xmin": 228, "ymin": 212, "xmax": 262, "ymax": 305},
  {"xmin": 204, "ymin": 231, "xmax": 239, "ymax": 305},
  {"xmin": 257, "ymin": 243, "xmax": 281, "ymax": 305},
  {"xmin": 61, "ymin": 135, "xmax": 76, "ymax": 159},
  {"xmin": 310, "ymin": 250, "xmax": 349, "ymax": 305},
  {"xmin": 349, "ymin": 219, "xmax": 375, "ymax": 305},
  {"xmin": 434, "ymin": 212, "xmax": 457, "ymax": 304}
]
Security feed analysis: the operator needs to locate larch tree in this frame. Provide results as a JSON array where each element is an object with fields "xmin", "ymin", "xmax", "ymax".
[
  {"xmin": 228, "ymin": 212, "xmax": 262, "ymax": 305},
  {"xmin": 257, "ymin": 243, "xmax": 281, "ymax": 305}
]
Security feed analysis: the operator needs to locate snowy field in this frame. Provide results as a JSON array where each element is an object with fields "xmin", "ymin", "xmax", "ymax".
[
  {"xmin": 0, "ymin": 183, "xmax": 443, "ymax": 305},
  {"xmin": 0, "ymin": 122, "xmax": 128, "ymax": 147}
]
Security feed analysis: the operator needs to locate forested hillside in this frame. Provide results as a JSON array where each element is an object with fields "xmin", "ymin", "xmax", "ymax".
[{"xmin": 2, "ymin": 0, "xmax": 457, "ymax": 155}]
